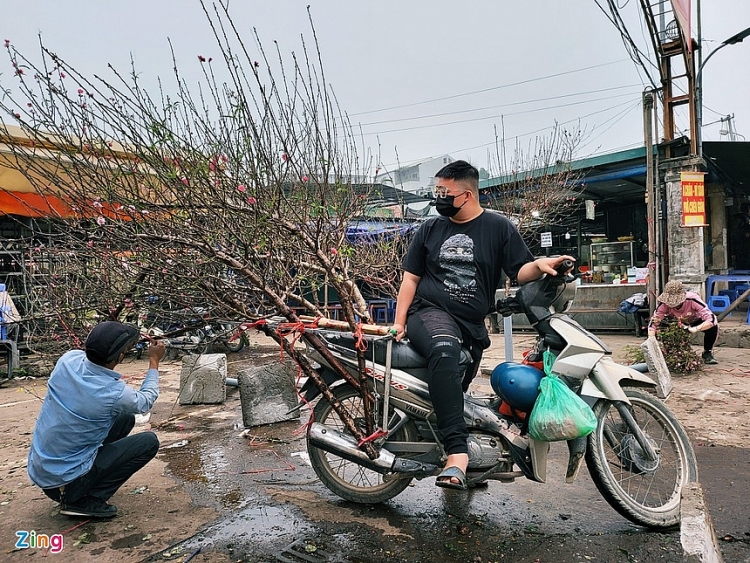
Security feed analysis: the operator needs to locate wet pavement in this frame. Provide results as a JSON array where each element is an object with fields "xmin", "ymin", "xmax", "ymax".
[
  {"xmin": 144, "ymin": 325, "xmax": 750, "ymax": 563},
  {"xmin": 155, "ymin": 410, "xmax": 687, "ymax": 563},
  {"xmin": 145, "ymin": 394, "xmax": 745, "ymax": 562}
]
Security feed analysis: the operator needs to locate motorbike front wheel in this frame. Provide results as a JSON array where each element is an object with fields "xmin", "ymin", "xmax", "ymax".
[
  {"xmin": 586, "ymin": 388, "xmax": 698, "ymax": 529},
  {"xmin": 308, "ymin": 384, "xmax": 419, "ymax": 504}
]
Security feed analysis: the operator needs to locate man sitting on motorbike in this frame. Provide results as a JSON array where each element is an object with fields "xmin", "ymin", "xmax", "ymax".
[{"xmin": 391, "ymin": 160, "xmax": 573, "ymax": 490}]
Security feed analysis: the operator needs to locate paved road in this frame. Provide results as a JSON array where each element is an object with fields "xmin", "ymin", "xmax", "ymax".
[{"xmin": 147, "ymin": 324, "xmax": 749, "ymax": 562}]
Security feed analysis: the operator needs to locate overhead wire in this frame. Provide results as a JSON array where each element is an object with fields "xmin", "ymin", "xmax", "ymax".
[
  {"xmin": 360, "ymin": 92, "xmax": 641, "ymax": 136},
  {"xmin": 354, "ymin": 83, "xmax": 643, "ymax": 128},
  {"xmin": 593, "ymin": 0, "xmax": 660, "ymax": 89},
  {"xmin": 377, "ymin": 98, "xmax": 642, "ymax": 170},
  {"xmin": 348, "ymin": 59, "xmax": 632, "ymax": 117},
  {"xmin": 577, "ymin": 99, "xmax": 643, "ymax": 153}
]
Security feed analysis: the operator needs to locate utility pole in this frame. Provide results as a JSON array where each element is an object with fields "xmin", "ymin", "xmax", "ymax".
[
  {"xmin": 643, "ymin": 91, "xmax": 657, "ymax": 314},
  {"xmin": 719, "ymin": 115, "xmax": 738, "ymax": 141}
]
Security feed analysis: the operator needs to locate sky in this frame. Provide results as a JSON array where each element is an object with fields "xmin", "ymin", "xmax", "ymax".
[{"xmin": 2, "ymin": 1, "xmax": 749, "ymax": 175}]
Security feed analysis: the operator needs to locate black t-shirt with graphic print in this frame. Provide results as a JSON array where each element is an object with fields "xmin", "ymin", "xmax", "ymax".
[{"xmin": 402, "ymin": 210, "xmax": 534, "ymax": 341}]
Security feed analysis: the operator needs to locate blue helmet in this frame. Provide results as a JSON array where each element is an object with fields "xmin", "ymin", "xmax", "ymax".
[{"xmin": 490, "ymin": 362, "xmax": 544, "ymax": 412}]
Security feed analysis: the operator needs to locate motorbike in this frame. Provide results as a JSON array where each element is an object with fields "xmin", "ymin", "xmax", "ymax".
[
  {"xmin": 282, "ymin": 260, "xmax": 698, "ymax": 529},
  {"xmin": 133, "ymin": 298, "xmax": 246, "ymax": 357}
]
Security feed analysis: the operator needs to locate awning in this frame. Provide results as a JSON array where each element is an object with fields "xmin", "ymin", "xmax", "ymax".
[
  {"xmin": 346, "ymin": 219, "xmax": 419, "ymax": 243},
  {"xmin": 0, "ymin": 190, "xmax": 72, "ymax": 218}
]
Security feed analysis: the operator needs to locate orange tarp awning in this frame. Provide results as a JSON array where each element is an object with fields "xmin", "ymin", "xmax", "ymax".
[{"xmin": 0, "ymin": 190, "xmax": 73, "ymax": 218}]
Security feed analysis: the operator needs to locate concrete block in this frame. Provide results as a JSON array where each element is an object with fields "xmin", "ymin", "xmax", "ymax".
[
  {"xmin": 680, "ymin": 483, "xmax": 724, "ymax": 563},
  {"xmin": 178, "ymin": 353, "xmax": 228, "ymax": 405},
  {"xmin": 640, "ymin": 336, "xmax": 673, "ymax": 399},
  {"xmin": 238, "ymin": 360, "xmax": 300, "ymax": 427}
]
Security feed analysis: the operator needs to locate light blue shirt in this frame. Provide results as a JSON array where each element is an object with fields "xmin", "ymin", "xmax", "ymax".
[{"xmin": 28, "ymin": 350, "xmax": 159, "ymax": 489}]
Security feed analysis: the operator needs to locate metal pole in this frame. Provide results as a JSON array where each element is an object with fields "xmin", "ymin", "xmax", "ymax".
[
  {"xmin": 696, "ymin": 0, "xmax": 703, "ymax": 156},
  {"xmin": 644, "ymin": 91, "xmax": 657, "ymax": 314},
  {"xmin": 382, "ymin": 337, "xmax": 393, "ymax": 432},
  {"xmin": 503, "ymin": 316, "xmax": 513, "ymax": 362}
]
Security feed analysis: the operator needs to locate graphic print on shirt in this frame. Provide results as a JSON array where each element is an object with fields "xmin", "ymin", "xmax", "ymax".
[{"xmin": 439, "ymin": 234, "xmax": 476, "ymax": 303}]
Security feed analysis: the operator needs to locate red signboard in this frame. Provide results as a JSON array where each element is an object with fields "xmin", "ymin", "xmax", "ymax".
[{"xmin": 681, "ymin": 171, "xmax": 707, "ymax": 227}]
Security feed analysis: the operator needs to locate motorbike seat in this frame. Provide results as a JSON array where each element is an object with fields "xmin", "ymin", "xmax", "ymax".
[{"xmin": 319, "ymin": 331, "xmax": 473, "ymax": 370}]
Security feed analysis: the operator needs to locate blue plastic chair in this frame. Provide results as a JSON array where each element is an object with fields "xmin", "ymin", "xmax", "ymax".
[
  {"xmin": 719, "ymin": 289, "xmax": 739, "ymax": 303},
  {"xmin": 735, "ymin": 285, "xmax": 750, "ymax": 301},
  {"xmin": 707, "ymin": 295, "xmax": 730, "ymax": 314}
]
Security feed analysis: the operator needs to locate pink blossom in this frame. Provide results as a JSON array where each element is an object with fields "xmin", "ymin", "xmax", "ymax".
[
  {"xmin": 281, "ymin": 153, "xmax": 289, "ymax": 162},
  {"xmin": 59, "ymin": 71, "xmax": 66, "ymax": 79},
  {"xmin": 141, "ymin": 209, "xmax": 149, "ymax": 215},
  {"xmin": 302, "ymin": 175, "xmax": 309, "ymax": 182},
  {"xmin": 330, "ymin": 248, "xmax": 338, "ymax": 255},
  {"xmin": 246, "ymin": 196, "xmax": 256, "ymax": 205},
  {"xmin": 198, "ymin": 55, "xmax": 206, "ymax": 62},
  {"xmin": 181, "ymin": 177, "xmax": 189, "ymax": 186},
  {"xmin": 237, "ymin": 184, "xmax": 246, "ymax": 192},
  {"xmin": 96, "ymin": 216, "xmax": 106, "ymax": 226},
  {"xmin": 77, "ymin": 88, "xmax": 84, "ymax": 95},
  {"xmin": 4, "ymin": 39, "xmax": 9, "ymax": 47},
  {"xmin": 87, "ymin": 240, "xmax": 94, "ymax": 247},
  {"xmin": 93, "ymin": 201, "xmax": 103, "ymax": 208}
]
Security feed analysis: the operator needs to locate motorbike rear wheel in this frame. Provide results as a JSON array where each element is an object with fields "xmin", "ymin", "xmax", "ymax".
[
  {"xmin": 308, "ymin": 384, "xmax": 419, "ymax": 504},
  {"xmin": 586, "ymin": 388, "xmax": 698, "ymax": 529},
  {"xmin": 215, "ymin": 321, "xmax": 246, "ymax": 353}
]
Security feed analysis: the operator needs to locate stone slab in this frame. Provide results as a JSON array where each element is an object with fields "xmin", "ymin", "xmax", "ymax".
[
  {"xmin": 640, "ymin": 336, "xmax": 673, "ymax": 399},
  {"xmin": 681, "ymin": 482, "xmax": 724, "ymax": 563},
  {"xmin": 238, "ymin": 360, "xmax": 300, "ymax": 427},
  {"xmin": 178, "ymin": 353, "xmax": 228, "ymax": 405}
]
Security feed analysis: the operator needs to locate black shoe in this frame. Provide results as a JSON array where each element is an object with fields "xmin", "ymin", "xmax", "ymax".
[
  {"xmin": 60, "ymin": 496, "xmax": 118, "ymax": 518},
  {"xmin": 701, "ymin": 351, "xmax": 718, "ymax": 365}
]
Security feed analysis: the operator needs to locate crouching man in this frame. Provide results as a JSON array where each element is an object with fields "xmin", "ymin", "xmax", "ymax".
[{"xmin": 28, "ymin": 321, "xmax": 166, "ymax": 518}]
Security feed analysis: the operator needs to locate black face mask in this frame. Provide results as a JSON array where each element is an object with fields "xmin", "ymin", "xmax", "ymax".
[{"xmin": 435, "ymin": 194, "xmax": 465, "ymax": 217}]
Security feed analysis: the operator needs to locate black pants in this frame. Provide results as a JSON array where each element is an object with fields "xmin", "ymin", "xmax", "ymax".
[
  {"xmin": 690, "ymin": 320, "xmax": 718, "ymax": 352},
  {"xmin": 43, "ymin": 414, "xmax": 159, "ymax": 503},
  {"xmin": 406, "ymin": 307, "xmax": 472, "ymax": 456}
]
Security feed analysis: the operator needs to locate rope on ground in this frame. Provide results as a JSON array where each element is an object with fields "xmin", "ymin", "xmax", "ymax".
[{"xmin": 239, "ymin": 449, "xmax": 296, "ymax": 474}]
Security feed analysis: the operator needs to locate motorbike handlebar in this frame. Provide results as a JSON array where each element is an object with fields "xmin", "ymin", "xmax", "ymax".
[{"xmin": 555, "ymin": 259, "xmax": 575, "ymax": 277}]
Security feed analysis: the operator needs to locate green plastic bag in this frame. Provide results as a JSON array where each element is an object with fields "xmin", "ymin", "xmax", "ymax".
[{"xmin": 528, "ymin": 373, "xmax": 598, "ymax": 442}]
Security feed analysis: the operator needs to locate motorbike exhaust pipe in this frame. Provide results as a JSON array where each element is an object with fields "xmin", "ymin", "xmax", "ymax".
[{"xmin": 307, "ymin": 422, "xmax": 396, "ymax": 474}]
